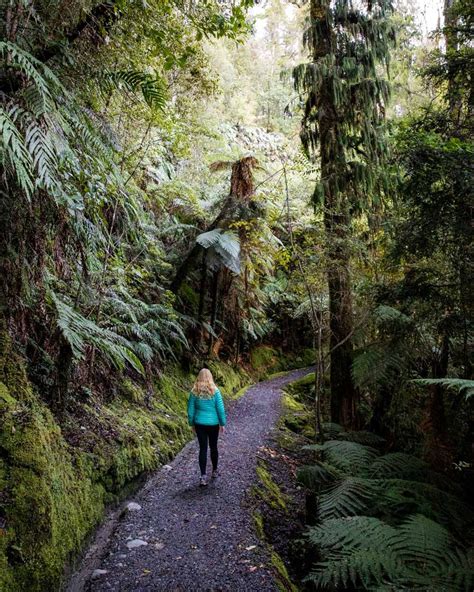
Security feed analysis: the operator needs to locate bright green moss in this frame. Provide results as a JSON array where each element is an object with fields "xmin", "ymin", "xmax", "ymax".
[
  {"xmin": 271, "ymin": 551, "xmax": 298, "ymax": 592},
  {"xmin": 253, "ymin": 510, "xmax": 265, "ymax": 540},
  {"xmin": 255, "ymin": 462, "xmax": 288, "ymax": 511}
]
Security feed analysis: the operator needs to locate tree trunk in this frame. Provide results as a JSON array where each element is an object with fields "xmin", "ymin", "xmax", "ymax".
[
  {"xmin": 324, "ymin": 210, "xmax": 357, "ymax": 428},
  {"xmin": 309, "ymin": 0, "xmax": 357, "ymax": 428}
]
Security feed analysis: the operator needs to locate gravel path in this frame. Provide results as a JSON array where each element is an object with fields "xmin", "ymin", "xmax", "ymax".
[{"xmin": 74, "ymin": 368, "xmax": 312, "ymax": 592}]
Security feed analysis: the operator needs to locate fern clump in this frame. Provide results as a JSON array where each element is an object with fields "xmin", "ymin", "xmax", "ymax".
[{"xmin": 300, "ymin": 434, "xmax": 474, "ymax": 591}]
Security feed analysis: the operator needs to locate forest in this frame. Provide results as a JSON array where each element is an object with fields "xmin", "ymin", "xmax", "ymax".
[{"xmin": 0, "ymin": 0, "xmax": 472, "ymax": 591}]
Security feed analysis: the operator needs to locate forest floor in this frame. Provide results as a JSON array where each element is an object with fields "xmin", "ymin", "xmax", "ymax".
[{"xmin": 67, "ymin": 367, "xmax": 313, "ymax": 592}]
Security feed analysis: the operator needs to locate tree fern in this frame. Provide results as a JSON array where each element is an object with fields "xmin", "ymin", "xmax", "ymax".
[
  {"xmin": 196, "ymin": 228, "xmax": 241, "ymax": 273},
  {"xmin": 297, "ymin": 462, "xmax": 344, "ymax": 489},
  {"xmin": 336, "ymin": 430, "xmax": 386, "ymax": 447},
  {"xmin": 0, "ymin": 105, "xmax": 34, "ymax": 196},
  {"xmin": 321, "ymin": 422, "xmax": 345, "ymax": 438},
  {"xmin": 367, "ymin": 452, "xmax": 430, "ymax": 479}
]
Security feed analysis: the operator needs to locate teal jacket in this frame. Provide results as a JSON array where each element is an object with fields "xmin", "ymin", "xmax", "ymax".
[{"xmin": 187, "ymin": 389, "xmax": 227, "ymax": 427}]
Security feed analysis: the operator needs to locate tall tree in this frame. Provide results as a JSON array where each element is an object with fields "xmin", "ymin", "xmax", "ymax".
[{"xmin": 293, "ymin": 0, "xmax": 394, "ymax": 427}]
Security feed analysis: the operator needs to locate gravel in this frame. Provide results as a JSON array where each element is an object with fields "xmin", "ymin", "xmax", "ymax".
[{"xmin": 83, "ymin": 368, "xmax": 312, "ymax": 592}]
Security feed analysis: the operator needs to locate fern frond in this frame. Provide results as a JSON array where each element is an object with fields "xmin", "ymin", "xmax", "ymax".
[
  {"xmin": 306, "ymin": 514, "xmax": 472, "ymax": 591},
  {"xmin": 321, "ymin": 422, "xmax": 344, "ymax": 438},
  {"xmin": 99, "ymin": 69, "xmax": 167, "ymax": 110},
  {"xmin": 368, "ymin": 453, "xmax": 429, "ymax": 479},
  {"xmin": 297, "ymin": 462, "xmax": 344, "ymax": 489},
  {"xmin": 304, "ymin": 440, "xmax": 380, "ymax": 474},
  {"xmin": 336, "ymin": 430, "xmax": 386, "ymax": 447},
  {"xmin": 196, "ymin": 228, "xmax": 241, "ymax": 273},
  {"xmin": 51, "ymin": 293, "xmax": 144, "ymax": 374},
  {"xmin": 318, "ymin": 477, "xmax": 380, "ymax": 520},
  {"xmin": 379, "ymin": 479, "xmax": 474, "ymax": 535},
  {"xmin": 0, "ymin": 105, "xmax": 34, "ymax": 196},
  {"xmin": 412, "ymin": 378, "xmax": 474, "ymax": 399}
]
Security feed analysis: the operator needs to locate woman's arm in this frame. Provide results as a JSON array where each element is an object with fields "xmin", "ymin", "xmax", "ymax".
[
  {"xmin": 215, "ymin": 389, "xmax": 226, "ymax": 427},
  {"xmin": 187, "ymin": 393, "xmax": 195, "ymax": 426}
]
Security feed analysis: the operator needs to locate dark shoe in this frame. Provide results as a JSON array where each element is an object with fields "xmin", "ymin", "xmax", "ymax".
[
  {"xmin": 211, "ymin": 469, "xmax": 219, "ymax": 479},
  {"xmin": 199, "ymin": 475, "xmax": 208, "ymax": 487}
]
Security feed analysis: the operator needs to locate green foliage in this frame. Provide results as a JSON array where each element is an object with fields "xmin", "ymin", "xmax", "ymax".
[
  {"xmin": 52, "ymin": 293, "xmax": 145, "ymax": 374},
  {"xmin": 196, "ymin": 228, "xmax": 241, "ymax": 273},
  {"xmin": 412, "ymin": 378, "xmax": 474, "ymax": 399},
  {"xmin": 293, "ymin": 0, "xmax": 394, "ymax": 207},
  {"xmin": 99, "ymin": 70, "xmax": 167, "ymax": 110},
  {"xmin": 300, "ymin": 433, "xmax": 474, "ymax": 591},
  {"xmin": 306, "ymin": 514, "xmax": 474, "ymax": 591},
  {"xmin": 303, "ymin": 440, "xmax": 380, "ymax": 474}
]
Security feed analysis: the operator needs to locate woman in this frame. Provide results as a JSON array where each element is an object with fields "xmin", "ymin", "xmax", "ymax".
[{"xmin": 187, "ymin": 368, "xmax": 226, "ymax": 486}]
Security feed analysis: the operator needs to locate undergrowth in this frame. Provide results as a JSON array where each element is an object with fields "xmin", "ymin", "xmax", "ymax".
[{"xmin": 298, "ymin": 423, "xmax": 474, "ymax": 591}]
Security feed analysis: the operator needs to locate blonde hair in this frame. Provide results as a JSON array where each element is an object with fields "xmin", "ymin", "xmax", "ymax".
[{"xmin": 191, "ymin": 368, "xmax": 217, "ymax": 398}]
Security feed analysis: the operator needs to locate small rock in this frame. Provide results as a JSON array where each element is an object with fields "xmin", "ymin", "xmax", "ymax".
[
  {"xmin": 126, "ymin": 502, "xmax": 142, "ymax": 512},
  {"xmin": 126, "ymin": 539, "xmax": 148, "ymax": 549},
  {"xmin": 162, "ymin": 464, "xmax": 173, "ymax": 470},
  {"xmin": 91, "ymin": 569, "xmax": 108, "ymax": 579}
]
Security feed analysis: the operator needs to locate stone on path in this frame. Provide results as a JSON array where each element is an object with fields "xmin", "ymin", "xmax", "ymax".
[
  {"xmin": 91, "ymin": 570, "xmax": 108, "ymax": 579},
  {"xmin": 126, "ymin": 539, "xmax": 148, "ymax": 549},
  {"xmin": 126, "ymin": 502, "xmax": 142, "ymax": 512}
]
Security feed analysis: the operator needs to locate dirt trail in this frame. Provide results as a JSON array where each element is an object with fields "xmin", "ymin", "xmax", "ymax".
[{"xmin": 68, "ymin": 367, "xmax": 312, "ymax": 592}]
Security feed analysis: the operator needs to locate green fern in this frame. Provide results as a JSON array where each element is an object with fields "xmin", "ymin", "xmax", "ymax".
[
  {"xmin": 51, "ymin": 293, "xmax": 144, "ymax": 374},
  {"xmin": 412, "ymin": 378, "xmax": 474, "ymax": 399},
  {"xmin": 306, "ymin": 514, "xmax": 474, "ymax": 591},
  {"xmin": 0, "ymin": 105, "xmax": 34, "ymax": 196},
  {"xmin": 336, "ymin": 430, "xmax": 386, "ymax": 447},
  {"xmin": 367, "ymin": 452, "xmax": 429, "ymax": 479},
  {"xmin": 321, "ymin": 422, "xmax": 344, "ymax": 438},
  {"xmin": 196, "ymin": 228, "xmax": 241, "ymax": 273},
  {"xmin": 297, "ymin": 462, "xmax": 344, "ymax": 489},
  {"xmin": 99, "ymin": 69, "xmax": 167, "ymax": 110},
  {"xmin": 304, "ymin": 440, "xmax": 380, "ymax": 474},
  {"xmin": 317, "ymin": 477, "xmax": 380, "ymax": 520}
]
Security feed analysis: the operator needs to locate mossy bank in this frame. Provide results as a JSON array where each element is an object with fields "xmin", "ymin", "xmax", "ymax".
[
  {"xmin": 0, "ymin": 332, "xmax": 311, "ymax": 592},
  {"xmin": 249, "ymin": 371, "xmax": 317, "ymax": 591}
]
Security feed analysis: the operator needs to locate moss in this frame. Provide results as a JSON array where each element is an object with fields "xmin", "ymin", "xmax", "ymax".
[
  {"xmin": 284, "ymin": 372, "xmax": 315, "ymax": 401},
  {"xmin": 0, "ymin": 339, "xmax": 252, "ymax": 592},
  {"xmin": 0, "ymin": 381, "xmax": 16, "ymax": 406},
  {"xmin": 271, "ymin": 551, "xmax": 299, "ymax": 592},
  {"xmin": 253, "ymin": 510, "xmax": 265, "ymax": 540},
  {"xmin": 255, "ymin": 462, "xmax": 288, "ymax": 511},
  {"xmin": 119, "ymin": 379, "xmax": 146, "ymax": 403},
  {"xmin": 250, "ymin": 345, "xmax": 282, "ymax": 376},
  {"xmin": 206, "ymin": 360, "xmax": 249, "ymax": 397},
  {"xmin": 0, "ymin": 398, "xmax": 105, "ymax": 592},
  {"xmin": 250, "ymin": 345, "xmax": 315, "ymax": 380}
]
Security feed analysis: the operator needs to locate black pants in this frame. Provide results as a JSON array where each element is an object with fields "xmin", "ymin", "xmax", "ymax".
[{"xmin": 195, "ymin": 424, "xmax": 219, "ymax": 475}]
